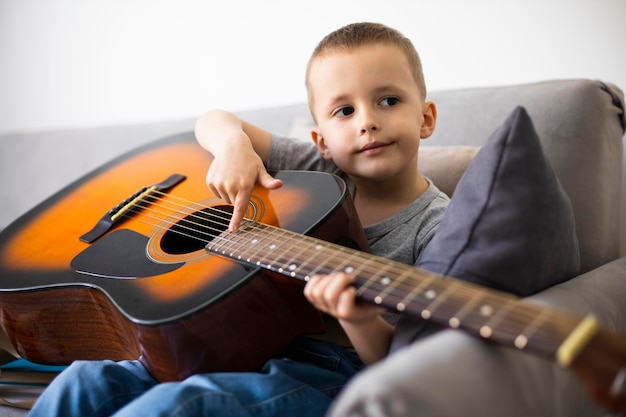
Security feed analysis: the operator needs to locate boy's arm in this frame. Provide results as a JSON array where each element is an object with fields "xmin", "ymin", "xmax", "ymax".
[
  {"xmin": 194, "ymin": 110, "xmax": 283, "ymax": 230},
  {"xmin": 339, "ymin": 313, "xmax": 394, "ymax": 365},
  {"xmin": 304, "ymin": 272, "xmax": 394, "ymax": 365}
]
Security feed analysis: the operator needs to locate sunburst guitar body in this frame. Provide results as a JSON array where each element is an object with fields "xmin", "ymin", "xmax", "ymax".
[{"xmin": 0, "ymin": 132, "xmax": 368, "ymax": 382}]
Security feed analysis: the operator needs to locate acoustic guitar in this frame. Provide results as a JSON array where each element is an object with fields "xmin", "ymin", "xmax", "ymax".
[{"xmin": 0, "ymin": 133, "xmax": 624, "ymax": 414}]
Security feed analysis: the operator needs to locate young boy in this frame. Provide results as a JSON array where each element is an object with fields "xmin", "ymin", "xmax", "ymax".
[{"xmin": 28, "ymin": 22, "xmax": 449, "ymax": 417}]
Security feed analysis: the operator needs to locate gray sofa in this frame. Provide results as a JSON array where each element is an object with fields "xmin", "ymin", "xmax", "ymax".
[{"xmin": 0, "ymin": 79, "xmax": 624, "ymax": 416}]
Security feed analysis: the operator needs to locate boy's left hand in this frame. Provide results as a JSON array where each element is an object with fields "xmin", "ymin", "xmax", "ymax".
[{"xmin": 303, "ymin": 272, "xmax": 385, "ymax": 323}]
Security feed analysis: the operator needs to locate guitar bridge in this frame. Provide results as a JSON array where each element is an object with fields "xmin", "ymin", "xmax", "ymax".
[{"xmin": 79, "ymin": 173, "xmax": 186, "ymax": 243}]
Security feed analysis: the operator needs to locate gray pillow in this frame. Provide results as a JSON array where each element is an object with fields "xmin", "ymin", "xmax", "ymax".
[{"xmin": 391, "ymin": 106, "xmax": 580, "ymax": 350}]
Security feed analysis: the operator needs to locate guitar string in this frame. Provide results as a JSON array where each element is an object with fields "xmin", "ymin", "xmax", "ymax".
[
  {"xmin": 130, "ymin": 193, "xmax": 564, "ymax": 342},
  {"xmin": 126, "ymin": 191, "xmax": 466, "ymax": 294},
  {"xmin": 117, "ymin": 189, "xmax": 560, "ymax": 334},
  {"xmin": 124, "ymin": 191, "xmax": 474, "ymax": 299},
  {"xmin": 109, "ymin": 190, "xmax": 567, "ymax": 341}
]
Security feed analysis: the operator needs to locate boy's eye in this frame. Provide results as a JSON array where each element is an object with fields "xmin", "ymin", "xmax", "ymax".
[
  {"xmin": 334, "ymin": 106, "xmax": 355, "ymax": 117},
  {"xmin": 380, "ymin": 97, "xmax": 399, "ymax": 106}
]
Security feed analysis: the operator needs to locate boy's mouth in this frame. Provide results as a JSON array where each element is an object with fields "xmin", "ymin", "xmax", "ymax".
[{"xmin": 358, "ymin": 141, "xmax": 390, "ymax": 154}]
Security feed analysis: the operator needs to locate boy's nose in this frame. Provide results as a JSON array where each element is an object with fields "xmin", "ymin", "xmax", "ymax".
[
  {"xmin": 358, "ymin": 109, "xmax": 380, "ymax": 134},
  {"xmin": 361, "ymin": 124, "xmax": 378, "ymax": 133}
]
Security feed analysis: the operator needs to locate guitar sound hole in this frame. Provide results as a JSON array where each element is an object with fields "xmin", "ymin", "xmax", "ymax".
[{"xmin": 160, "ymin": 205, "xmax": 233, "ymax": 255}]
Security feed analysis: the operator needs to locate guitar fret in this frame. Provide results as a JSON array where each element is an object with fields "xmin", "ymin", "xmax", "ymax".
[
  {"xmin": 269, "ymin": 231, "xmax": 308, "ymax": 275},
  {"xmin": 396, "ymin": 272, "xmax": 437, "ymax": 318},
  {"xmin": 419, "ymin": 279, "xmax": 458, "ymax": 322},
  {"xmin": 291, "ymin": 236, "xmax": 324, "ymax": 275},
  {"xmin": 435, "ymin": 285, "xmax": 486, "ymax": 328},
  {"xmin": 514, "ymin": 306, "xmax": 578, "ymax": 355},
  {"xmin": 347, "ymin": 255, "xmax": 378, "ymax": 281},
  {"xmin": 511, "ymin": 308, "xmax": 550, "ymax": 349},
  {"xmin": 210, "ymin": 227, "xmax": 240, "ymax": 257},
  {"xmin": 369, "ymin": 266, "xmax": 399, "ymax": 305},
  {"xmin": 447, "ymin": 291, "xmax": 508, "ymax": 334},
  {"xmin": 416, "ymin": 277, "xmax": 460, "ymax": 320},
  {"xmin": 301, "ymin": 245, "xmax": 339, "ymax": 278},
  {"xmin": 250, "ymin": 224, "xmax": 288, "ymax": 267},
  {"xmin": 475, "ymin": 296, "xmax": 512, "ymax": 339},
  {"xmin": 303, "ymin": 245, "xmax": 342, "ymax": 278},
  {"xmin": 296, "ymin": 243, "xmax": 334, "ymax": 279},
  {"xmin": 356, "ymin": 262, "xmax": 397, "ymax": 302},
  {"xmin": 218, "ymin": 223, "xmax": 262, "ymax": 261},
  {"xmin": 327, "ymin": 250, "xmax": 358, "ymax": 276}
]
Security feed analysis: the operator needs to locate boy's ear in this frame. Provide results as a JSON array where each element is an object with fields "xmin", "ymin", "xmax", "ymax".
[
  {"xmin": 420, "ymin": 101, "xmax": 437, "ymax": 139},
  {"xmin": 311, "ymin": 129, "xmax": 332, "ymax": 160}
]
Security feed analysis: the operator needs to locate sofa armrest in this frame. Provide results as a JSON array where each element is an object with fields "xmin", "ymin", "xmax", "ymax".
[
  {"xmin": 329, "ymin": 257, "xmax": 626, "ymax": 417},
  {"xmin": 528, "ymin": 256, "xmax": 626, "ymax": 333}
]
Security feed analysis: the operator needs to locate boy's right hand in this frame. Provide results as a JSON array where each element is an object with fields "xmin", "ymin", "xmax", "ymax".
[
  {"xmin": 205, "ymin": 142, "xmax": 282, "ymax": 231},
  {"xmin": 195, "ymin": 110, "xmax": 281, "ymax": 231}
]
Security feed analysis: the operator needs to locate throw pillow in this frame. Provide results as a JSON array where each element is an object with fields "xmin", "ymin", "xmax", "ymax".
[{"xmin": 391, "ymin": 106, "xmax": 580, "ymax": 350}]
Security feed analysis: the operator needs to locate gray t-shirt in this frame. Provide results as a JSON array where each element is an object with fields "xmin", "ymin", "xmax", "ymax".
[
  {"xmin": 268, "ymin": 134, "xmax": 449, "ymax": 265},
  {"xmin": 268, "ymin": 134, "xmax": 450, "ymax": 348}
]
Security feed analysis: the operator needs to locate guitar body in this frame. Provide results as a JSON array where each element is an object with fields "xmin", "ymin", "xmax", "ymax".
[{"xmin": 0, "ymin": 132, "xmax": 368, "ymax": 382}]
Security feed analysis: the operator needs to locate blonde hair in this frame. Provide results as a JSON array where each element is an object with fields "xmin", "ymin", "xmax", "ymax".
[{"xmin": 305, "ymin": 22, "xmax": 427, "ymax": 102}]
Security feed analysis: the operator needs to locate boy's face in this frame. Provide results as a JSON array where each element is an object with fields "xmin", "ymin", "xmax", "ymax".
[{"xmin": 307, "ymin": 43, "xmax": 435, "ymax": 183}]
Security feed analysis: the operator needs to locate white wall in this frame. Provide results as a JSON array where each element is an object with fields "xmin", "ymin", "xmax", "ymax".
[{"xmin": 0, "ymin": 0, "xmax": 625, "ymax": 135}]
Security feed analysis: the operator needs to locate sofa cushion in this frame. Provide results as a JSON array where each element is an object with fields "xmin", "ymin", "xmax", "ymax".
[
  {"xmin": 391, "ymin": 106, "xmax": 581, "ymax": 350},
  {"xmin": 418, "ymin": 146, "xmax": 479, "ymax": 197}
]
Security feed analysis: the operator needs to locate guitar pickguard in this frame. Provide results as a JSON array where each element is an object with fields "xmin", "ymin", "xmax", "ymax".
[{"xmin": 71, "ymin": 229, "xmax": 184, "ymax": 279}]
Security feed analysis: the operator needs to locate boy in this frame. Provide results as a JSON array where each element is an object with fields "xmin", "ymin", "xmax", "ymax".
[{"xmin": 28, "ymin": 22, "xmax": 449, "ymax": 417}]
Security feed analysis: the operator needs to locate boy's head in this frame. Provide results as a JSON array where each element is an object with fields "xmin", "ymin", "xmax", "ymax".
[
  {"xmin": 303, "ymin": 22, "xmax": 436, "ymax": 187},
  {"xmin": 305, "ymin": 22, "xmax": 427, "ymax": 111}
]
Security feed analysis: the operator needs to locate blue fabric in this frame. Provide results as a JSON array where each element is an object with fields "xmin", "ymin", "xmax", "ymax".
[
  {"xmin": 27, "ymin": 338, "xmax": 364, "ymax": 417},
  {"xmin": 1, "ymin": 358, "xmax": 67, "ymax": 374},
  {"xmin": 391, "ymin": 106, "xmax": 581, "ymax": 351}
]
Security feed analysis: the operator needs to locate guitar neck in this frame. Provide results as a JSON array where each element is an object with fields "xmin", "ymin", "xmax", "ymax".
[{"xmin": 206, "ymin": 219, "xmax": 582, "ymax": 360}]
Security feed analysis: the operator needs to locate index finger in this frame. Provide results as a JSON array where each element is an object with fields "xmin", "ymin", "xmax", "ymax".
[{"xmin": 229, "ymin": 190, "xmax": 251, "ymax": 231}]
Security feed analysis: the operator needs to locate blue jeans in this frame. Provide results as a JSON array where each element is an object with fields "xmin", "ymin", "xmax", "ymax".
[{"xmin": 28, "ymin": 338, "xmax": 364, "ymax": 417}]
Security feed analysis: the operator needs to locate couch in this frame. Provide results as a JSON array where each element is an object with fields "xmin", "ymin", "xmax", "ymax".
[{"xmin": 0, "ymin": 79, "xmax": 624, "ymax": 416}]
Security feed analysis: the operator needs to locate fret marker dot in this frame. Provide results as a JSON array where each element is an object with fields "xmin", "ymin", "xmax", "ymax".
[
  {"xmin": 449, "ymin": 317, "xmax": 460, "ymax": 328},
  {"xmin": 381, "ymin": 277, "xmax": 391, "ymax": 285},
  {"xmin": 480, "ymin": 326, "xmax": 492, "ymax": 338},
  {"xmin": 421, "ymin": 310, "xmax": 431, "ymax": 320},
  {"xmin": 289, "ymin": 264, "xmax": 297, "ymax": 271},
  {"xmin": 345, "ymin": 266, "xmax": 354, "ymax": 274},
  {"xmin": 397, "ymin": 302, "xmax": 405, "ymax": 311},
  {"xmin": 251, "ymin": 239, "xmax": 258, "ymax": 244},
  {"xmin": 374, "ymin": 296, "xmax": 383, "ymax": 304},
  {"xmin": 514, "ymin": 335, "xmax": 528, "ymax": 349},
  {"xmin": 425, "ymin": 289, "xmax": 437, "ymax": 300},
  {"xmin": 480, "ymin": 305, "xmax": 494, "ymax": 317},
  {"xmin": 269, "ymin": 244, "xmax": 276, "ymax": 250}
]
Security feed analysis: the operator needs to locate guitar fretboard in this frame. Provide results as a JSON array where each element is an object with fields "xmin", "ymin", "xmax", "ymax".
[{"xmin": 206, "ymin": 220, "xmax": 582, "ymax": 359}]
